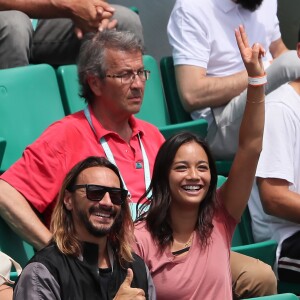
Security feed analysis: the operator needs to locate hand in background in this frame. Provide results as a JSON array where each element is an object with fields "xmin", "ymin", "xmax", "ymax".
[{"xmin": 63, "ymin": 0, "xmax": 117, "ymax": 38}]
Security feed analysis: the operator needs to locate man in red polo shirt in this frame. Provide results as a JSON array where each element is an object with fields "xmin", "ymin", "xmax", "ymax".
[{"xmin": 0, "ymin": 29, "xmax": 165, "ymax": 251}]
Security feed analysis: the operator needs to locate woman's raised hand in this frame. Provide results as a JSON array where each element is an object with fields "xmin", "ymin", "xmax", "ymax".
[{"xmin": 235, "ymin": 25, "xmax": 265, "ymax": 77}]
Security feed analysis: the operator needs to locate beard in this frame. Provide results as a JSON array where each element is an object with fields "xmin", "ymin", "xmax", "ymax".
[
  {"xmin": 78, "ymin": 206, "xmax": 118, "ymax": 237},
  {"xmin": 235, "ymin": 0, "xmax": 264, "ymax": 12}
]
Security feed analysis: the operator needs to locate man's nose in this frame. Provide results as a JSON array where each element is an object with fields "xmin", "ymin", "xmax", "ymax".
[{"xmin": 98, "ymin": 192, "xmax": 113, "ymax": 206}]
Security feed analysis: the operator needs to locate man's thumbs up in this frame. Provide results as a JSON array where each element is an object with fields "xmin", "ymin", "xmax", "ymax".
[{"xmin": 113, "ymin": 268, "xmax": 146, "ymax": 300}]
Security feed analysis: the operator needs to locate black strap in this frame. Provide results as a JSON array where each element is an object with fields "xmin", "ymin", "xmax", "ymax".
[{"xmin": 172, "ymin": 246, "xmax": 190, "ymax": 256}]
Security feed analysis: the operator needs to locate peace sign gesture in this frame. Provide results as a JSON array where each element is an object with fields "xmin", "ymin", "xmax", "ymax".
[{"xmin": 235, "ymin": 25, "xmax": 266, "ymax": 77}]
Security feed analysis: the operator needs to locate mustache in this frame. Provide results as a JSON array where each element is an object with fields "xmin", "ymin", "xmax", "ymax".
[
  {"xmin": 129, "ymin": 89, "xmax": 142, "ymax": 98},
  {"xmin": 89, "ymin": 205, "xmax": 116, "ymax": 215}
]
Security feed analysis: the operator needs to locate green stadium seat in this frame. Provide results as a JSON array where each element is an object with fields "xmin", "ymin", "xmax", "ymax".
[
  {"xmin": 142, "ymin": 55, "xmax": 208, "ymax": 139},
  {"xmin": 0, "ymin": 216, "xmax": 35, "ymax": 281},
  {"xmin": 56, "ymin": 64, "xmax": 87, "ymax": 115},
  {"xmin": 160, "ymin": 56, "xmax": 194, "ymax": 124},
  {"xmin": 217, "ymin": 176, "xmax": 278, "ymax": 268},
  {"xmin": 129, "ymin": 6, "xmax": 139, "ymax": 14},
  {"xmin": 0, "ymin": 64, "xmax": 65, "ymax": 173},
  {"xmin": 160, "ymin": 56, "xmax": 233, "ymax": 175},
  {"xmin": 246, "ymin": 293, "xmax": 299, "ymax": 299},
  {"xmin": 231, "ymin": 206, "xmax": 300, "ymax": 295},
  {"xmin": 218, "ymin": 178, "xmax": 300, "ymax": 295}
]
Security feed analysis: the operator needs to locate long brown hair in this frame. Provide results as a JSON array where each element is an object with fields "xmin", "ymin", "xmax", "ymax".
[
  {"xmin": 136, "ymin": 132, "xmax": 218, "ymax": 250},
  {"xmin": 50, "ymin": 156, "xmax": 134, "ymax": 264}
]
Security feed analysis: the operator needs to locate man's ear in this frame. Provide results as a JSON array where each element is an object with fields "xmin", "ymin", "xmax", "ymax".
[
  {"xmin": 87, "ymin": 75, "xmax": 103, "ymax": 97},
  {"xmin": 64, "ymin": 190, "xmax": 73, "ymax": 211}
]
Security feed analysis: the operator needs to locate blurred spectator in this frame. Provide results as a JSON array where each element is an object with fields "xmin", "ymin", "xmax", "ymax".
[
  {"xmin": 249, "ymin": 27, "xmax": 300, "ymax": 283},
  {"xmin": 168, "ymin": 0, "xmax": 300, "ymax": 160},
  {"xmin": 0, "ymin": 0, "xmax": 143, "ymax": 68}
]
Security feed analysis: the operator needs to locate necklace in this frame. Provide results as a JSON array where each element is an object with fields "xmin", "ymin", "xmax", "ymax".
[
  {"xmin": 172, "ymin": 232, "xmax": 194, "ymax": 256},
  {"xmin": 183, "ymin": 234, "xmax": 193, "ymax": 248}
]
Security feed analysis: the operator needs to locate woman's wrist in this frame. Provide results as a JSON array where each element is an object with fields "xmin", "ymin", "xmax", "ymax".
[{"xmin": 248, "ymin": 73, "xmax": 267, "ymax": 87}]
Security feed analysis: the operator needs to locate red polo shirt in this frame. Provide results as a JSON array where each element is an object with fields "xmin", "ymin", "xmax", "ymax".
[{"xmin": 1, "ymin": 108, "xmax": 165, "ymax": 226}]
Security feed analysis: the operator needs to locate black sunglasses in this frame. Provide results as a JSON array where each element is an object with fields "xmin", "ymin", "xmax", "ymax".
[{"xmin": 68, "ymin": 184, "xmax": 128, "ymax": 205}]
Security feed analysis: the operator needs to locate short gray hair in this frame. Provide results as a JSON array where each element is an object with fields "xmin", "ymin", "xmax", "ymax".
[{"xmin": 77, "ymin": 30, "xmax": 144, "ymax": 104}]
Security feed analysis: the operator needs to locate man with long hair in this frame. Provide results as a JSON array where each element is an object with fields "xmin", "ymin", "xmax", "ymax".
[{"xmin": 13, "ymin": 156, "xmax": 155, "ymax": 299}]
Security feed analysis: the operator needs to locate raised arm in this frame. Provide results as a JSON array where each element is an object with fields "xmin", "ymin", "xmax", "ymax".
[
  {"xmin": 0, "ymin": 180, "xmax": 52, "ymax": 250},
  {"xmin": 221, "ymin": 25, "xmax": 265, "ymax": 220}
]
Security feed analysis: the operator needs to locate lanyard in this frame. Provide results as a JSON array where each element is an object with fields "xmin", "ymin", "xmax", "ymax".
[{"xmin": 84, "ymin": 107, "xmax": 152, "ymax": 199}]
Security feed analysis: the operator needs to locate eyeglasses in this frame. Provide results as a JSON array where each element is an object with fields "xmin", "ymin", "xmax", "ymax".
[
  {"xmin": 68, "ymin": 184, "xmax": 128, "ymax": 205},
  {"xmin": 106, "ymin": 70, "xmax": 150, "ymax": 84}
]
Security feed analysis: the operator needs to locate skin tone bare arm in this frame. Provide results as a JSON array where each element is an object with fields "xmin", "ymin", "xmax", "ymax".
[
  {"xmin": 175, "ymin": 37, "xmax": 288, "ymax": 113},
  {"xmin": 175, "ymin": 65, "xmax": 248, "ymax": 112},
  {"xmin": 269, "ymin": 38, "xmax": 289, "ymax": 59},
  {"xmin": 220, "ymin": 25, "xmax": 265, "ymax": 221},
  {"xmin": 0, "ymin": 180, "xmax": 52, "ymax": 250},
  {"xmin": 258, "ymin": 178, "xmax": 300, "ymax": 224}
]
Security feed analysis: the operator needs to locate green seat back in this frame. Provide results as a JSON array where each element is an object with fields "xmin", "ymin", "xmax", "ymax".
[
  {"xmin": 0, "ymin": 64, "xmax": 65, "ymax": 172},
  {"xmin": 247, "ymin": 293, "xmax": 299, "ymax": 299},
  {"xmin": 217, "ymin": 176, "xmax": 277, "ymax": 267},
  {"xmin": 56, "ymin": 64, "xmax": 87, "ymax": 115},
  {"xmin": 139, "ymin": 55, "xmax": 210, "ymax": 140},
  {"xmin": 232, "ymin": 205, "xmax": 254, "ymax": 246},
  {"xmin": 136, "ymin": 55, "xmax": 171, "ymax": 127},
  {"xmin": 160, "ymin": 56, "xmax": 193, "ymax": 123},
  {"xmin": 0, "ymin": 216, "xmax": 35, "ymax": 269},
  {"xmin": 217, "ymin": 175, "xmax": 227, "ymax": 188},
  {"xmin": 231, "ymin": 203, "xmax": 277, "ymax": 267}
]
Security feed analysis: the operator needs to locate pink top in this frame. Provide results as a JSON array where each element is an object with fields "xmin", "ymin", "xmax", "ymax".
[
  {"xmin": 1, "ymin": 107, "xmax": 164, "ymax": 226},
  {"xmin": 133, "ymin": 197, "xmax": 236, "ymax": 299}
]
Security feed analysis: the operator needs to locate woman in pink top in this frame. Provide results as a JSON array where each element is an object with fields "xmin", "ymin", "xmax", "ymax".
[{"xmin": 133, "ymin": 26, "xmax": 266, "ymax": 299}]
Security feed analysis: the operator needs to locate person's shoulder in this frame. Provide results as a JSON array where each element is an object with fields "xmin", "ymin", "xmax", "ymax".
[
  {"xmin": 47, "ymin": 110, "xmax": 85, "ymax": 129},
  {"xmin": 31, "ymin": 243, "xmax": 60, "ymax": 262},
  {"xmin": 134, "ymin": 221, "xmax": 152, "ymax": 240},
  {"xmin": 134, "ymin": 220, "xmax": 148, "ymax": 231},
  {"xmin": 267, "ymin": 83, "xmax": 300, "ymax": 107},
  {"xmin": 38, "ymin": 110, "xmax": 86, "ymax": 140}
]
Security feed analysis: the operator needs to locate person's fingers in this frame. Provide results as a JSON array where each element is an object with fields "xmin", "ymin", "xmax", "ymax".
[
  {"xmin": 98, "ymin": 18, "xmax": 110, "ymax": 31},
  {"xmin": 101, "ymin": 11, "xmax": 114, "ymax": 20},
  {"xmin": 95, "ymin": 1, "xmax": 115, "ymax": 13},
  {"xmin": 106, "ymin": 19, "xmax": 118, "ymax": 30},
  {"xmin": 74, "ymin": 27, "xmax": 84, "ymax": 39},
  {"xmin": 239, "ymin": 25, "xmax": 250, "ymax": 48},
  {"xmin": 98, "ymin": 19, "xmax": 117, "ymax": 31},
  {"xmin": 96, "ymin": 6, "xmax": 104, "ymax": 16},
  {"xmin": 235, "ymin": 28, "xmax": 244, "ymax": 52},
  {"xmin": 122, "ymin": 268, "xmax": 134, "ymax": 287}
]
